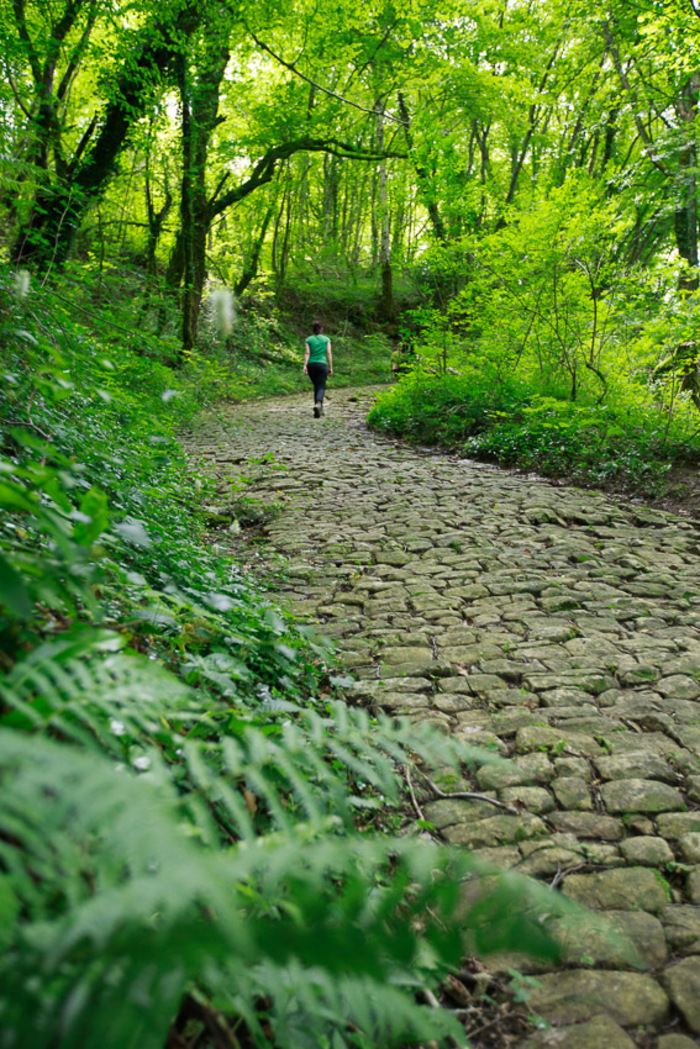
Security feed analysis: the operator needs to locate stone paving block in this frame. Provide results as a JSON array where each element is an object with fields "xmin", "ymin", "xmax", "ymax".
[
  {"xmin": 477, "ymin": 763, "xmax": 528, "ymax": 790},
  {"xmin": 657, "ymin": 1037, "xmax": 700, "ymax": 1049},
  {"xmin": 380, "ymin": 645, "xmax": 433, "ymax": 664},
  {"xmin": 657, "ymin": 675, "xmax": 700, "ymax": 699},
  {"xmin": 422, "ymin": 798, "xmax": 496, "ymax": 828},
  {"xmin": 661, "ymin": 957, "xmax": 700, "ymax": 1033},
  {"xmin": 595, "ymin": 752, "xmax": 678, "ymax": 784},
  {"xmin": 561, "ymin": 718, "xmax": 627, "ymax": 736},
  {"xmin": 582, "ymin": 843, "xmax": 625, "ymax": 866},
  {"xmin": 375, "ymin": 692, "xmax": 432, "ymax": 712},
  {"xmin": 526, "ymin": 970, "xmax": 669, "ymax": 1027},
  {"xmin": 470, "ymin": 844, "xmax": 522, "ymax": 868},
  {"xmin": 679, "ymin": 833, "xmax": 700, "ymax": 864},
  {"xmin": 492, "ymin": 712, "xmax": 548, "ymax": 734},
  {"xmin": 488, "ymin": 687, "xmax": 539, "ymax": 706},
  {"xmin": 676, "ymin": 726, "xmax": 700, "ymax": 754},
  {"xmin": 661, "ymin": 654, "xmax": 700, "ymax": 676},
  {"xmin": 515, "ymin": 752, "xmax": 556, "ymax": 783},
  {"xmin": 554, "ymin": 756, "xmax": 591, "ymax": 779},
  {"xmin": 657, "ymin": 1036, "xmax": 700, "ymax": 1049},
  {"xmin": 437, "ymin": 627, "xmax": 479, "ymax": 645},
  {"xmin": 499, "ymin": 785, "xmax": 556, "ymax": 814},
  {"xmin": 480, "ymin": 658, "xmax": 529, "ymax": 681},
  {"xmin": 522, "ymin": 1014, "xmax": 637, "ymax": 1049},
  {"xmin": 619, "ymin": 835, "xmax": 675, "ymax": 866},
  {"xmin": 540, "ymin": 688, "xmax": 598, "ymax": 707},
  {"xmin": 514, "ymin": 725, "xmax": 603, "ymax": 757},
  {"xmin": 552, "ymin": 776, "xmax": 593, "ymax": 810},
  {"xmin": 375, "ymin": 675, "xmax": 433, "ymax": 692},
  {"xmin": 660, "ymin": 905, "xmax": 700, "ymax": 954},
  {"xmin": 431, "ymin": 692, "xmax": 477, "ymax": 713},
  {"xmin": 602, "ymin": 731, "xmax": 685, "ymax": 755},
  {"xmin": 523, "ymin": 672, "xmax": 618, "ymax": 694},
  {"xmin": 443, "ymin": 813, "xmax": 547, "ymax": 848},
  {"xmin": 551, "ymin": 909, "xmax": 668, "ymax": 969},
  {"xmin": 562, "ymin": 868, "xmax": 670, "ymax": 913},
  {"xmin": 460, "ymin": 673, "xmax": 508, "ymax": 694},
  {"xmin": 377, "ymin": 660, "xmax": 436, "ymax": 678},
  {"xmin": 600, "ymin": 778, "xmax": 686, "ymax": 814},
  {"xmin": 657, "ymin": 812, "xmax": 700, "ymax": 839},
  {"xmin": 687, "ymin": 867, "xmax": 700, "ymax": 904},
  {"xmin": 437, "ymin": 675, "xmax": 473, "ymax": 693},
  {"xmin": 438, "ymin": 643, "xmax": 503, "ymax": 663},
  {"xmin": 549, "ymin": 812, "xmax": 624, "ymax": 840},
  {"xmin": 516, "ymin": 845, "xmax": 582, "ymax": 876}
]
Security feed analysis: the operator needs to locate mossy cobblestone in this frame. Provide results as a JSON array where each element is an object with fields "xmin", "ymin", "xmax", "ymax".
[{"xmin": 186, "ymin": 388, "xmax": 700, "ymax": 1047}]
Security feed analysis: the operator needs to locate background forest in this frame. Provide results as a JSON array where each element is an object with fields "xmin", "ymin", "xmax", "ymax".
[{"xmin": 0, "ymin": 0, "xmax": 699, "ymax": 1046}]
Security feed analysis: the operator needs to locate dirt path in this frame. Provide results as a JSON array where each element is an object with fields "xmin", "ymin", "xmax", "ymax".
[{"xmin": 186, "ymin": 387, "xmax": 700, "ymax": 1048}]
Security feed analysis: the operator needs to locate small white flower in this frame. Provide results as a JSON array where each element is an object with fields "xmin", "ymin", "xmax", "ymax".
[
  {"xmin": 14, "ymin": 269, "xmax": 30, "ymax": 300},
  {"xmin": 210, "ymin": 287, "xmax": 236, "ymax": 337},
  {"xmin": 110, "ymin": 719, "xmax": 126, "ymax": 736},
  {"xmin": 133, "ymin": 755, "xmax": 151, "ymax": 771}
]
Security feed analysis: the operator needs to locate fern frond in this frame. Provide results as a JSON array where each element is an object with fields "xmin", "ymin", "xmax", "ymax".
[{"xmin": 0, "ymin": 728, "xmax": 574, "ymax": 1049}]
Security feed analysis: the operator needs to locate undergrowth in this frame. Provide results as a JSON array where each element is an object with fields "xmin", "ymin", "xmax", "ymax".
[
  {"xmin": 193, "ymin": 272, "xmax": 395, "ymax": 399},
  {"xmin": 368, "ymin": 370, "xmax": 700, "ymax": 494},
  {"xmin": 0, "ymin": 267, "xmax": 578, "ymax": 1049}
]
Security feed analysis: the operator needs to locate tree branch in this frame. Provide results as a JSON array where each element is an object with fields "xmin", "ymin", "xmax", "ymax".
[
  {"xmin": 57, "ymin": 0, "xmax": 99, "ymax": 103},
  {"xmin": 12, "ymin": 0, "xmax": 42, "ymax": 84},
  {"xmin": 604, "ymin": 20, "xmax": 670, "ymax": 177},
  {"xmin": 67, "ymin": 113, "xmax": 98, "ymax": 175},
  {"xmin": 4, "ymin": 67, "xmax": 33, "ymax": 118},
  {"xmin": 211, "ymin": 136, "xmax": 406, "ymax": 218},
  {"xmin": 244, "ymin": 24, "xmax": 408, "ymax": 125}
]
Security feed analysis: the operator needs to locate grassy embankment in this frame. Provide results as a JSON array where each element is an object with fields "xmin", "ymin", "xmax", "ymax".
[{"xmin": 368, "ymin": 367, "xmax": 700, "ymax": 499}]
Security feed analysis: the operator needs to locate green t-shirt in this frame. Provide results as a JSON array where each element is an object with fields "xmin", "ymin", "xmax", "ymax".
[{"xmin": 306, "ymin": 334, "xmax": 330, "ymax": 364}]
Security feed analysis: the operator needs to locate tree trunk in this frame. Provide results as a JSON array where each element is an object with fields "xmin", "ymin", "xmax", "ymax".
[
  {"xmin": 175, "ymin": 21, "xmax": 230, "ymax": 357},
  {"xmin": 676, "ymin": 73, "xmax": 699, "ymax": 291},
  {"xmin": 375, "ymin": 99, "xmax": 395, "ymax": 323},
  {"xmin": 397, "ymin": 92, "xmax": 447, "ymax": 242},
  {"xmin": 236, "ymin": 204, "xmax": 274, "ymax": 296},
  {"xmin": 12, "ymin": 4, "xmax": 200, "ymax": 270}
]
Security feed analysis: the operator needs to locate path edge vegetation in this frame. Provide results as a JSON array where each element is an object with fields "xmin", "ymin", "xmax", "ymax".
[{"xmin": 0, "ymin": 267, "xmax": 598, "ymax": 1049}]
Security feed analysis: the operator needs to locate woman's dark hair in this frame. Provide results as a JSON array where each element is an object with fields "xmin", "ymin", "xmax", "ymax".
[{"xmin": 312, "ymin": 321, "xmax": 324, "ymax": 334}]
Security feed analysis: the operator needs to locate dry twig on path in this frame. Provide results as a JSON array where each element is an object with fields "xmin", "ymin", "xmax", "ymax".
[
  {"xmin": 419, "ymin": 772, "xmax": 519, "ymax": 814},
  {"xmin": 403, "ymin": 765, "xmax": 427, "ymax": 822}
]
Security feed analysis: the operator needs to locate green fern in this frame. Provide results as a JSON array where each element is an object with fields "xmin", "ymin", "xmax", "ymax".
[
  {"xmin": 0, "ymin": 633, "xmax": 575, "ymax": 1049},
  {"xmin": 0, "ymin": 631, "xmax": 494, "ymax": 843},
  {"xmin": 0, "ymin": 727, "xmax": 576, "ymax": 1049}
]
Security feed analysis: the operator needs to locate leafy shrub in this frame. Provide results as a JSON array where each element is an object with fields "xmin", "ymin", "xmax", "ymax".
[
  {"xmin": 368, "ymin": 370, "xmax": 532, "ymax": 446},
  {"xmin": 369, "ymin": 369, "xmax": 697, "ymax": 492}
]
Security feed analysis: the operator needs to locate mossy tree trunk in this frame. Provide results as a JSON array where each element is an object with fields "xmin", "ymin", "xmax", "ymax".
[{"xmin": 12, "ymin": 5, "xmax": 200, "ymax": 272}]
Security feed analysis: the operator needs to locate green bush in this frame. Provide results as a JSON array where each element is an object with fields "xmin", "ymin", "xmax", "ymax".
[
  {"xmin": 368, "ymin": 370, "xmax": 532, "ymax": 445},
  {"xmin": 369, "ymin": 369, "xmax": 696, "ymax": 492}
]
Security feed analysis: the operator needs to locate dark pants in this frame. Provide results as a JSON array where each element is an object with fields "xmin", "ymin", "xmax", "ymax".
[{"xmin": 307, "ymin": 362, "xmax": 328, "ymax": 402}]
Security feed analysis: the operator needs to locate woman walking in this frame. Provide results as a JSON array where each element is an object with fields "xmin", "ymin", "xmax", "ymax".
[{"xmin": 303, "ymin": 321, "xmax": 333, "ymax": 418}]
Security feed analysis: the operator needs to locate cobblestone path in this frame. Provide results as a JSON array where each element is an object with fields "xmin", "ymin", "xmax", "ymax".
[{"xmin": 188, "ymin": 388, "xmax": 700, "ymax": 1049}]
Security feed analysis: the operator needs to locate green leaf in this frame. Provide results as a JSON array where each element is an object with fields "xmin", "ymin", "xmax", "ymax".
[
  {"xmin": 0, "ymin": 552, "xmax": 32, "ymax": 618},
  {"xmin": 113, "ymin": 517, "xmax": 152, "ymax": 547}
]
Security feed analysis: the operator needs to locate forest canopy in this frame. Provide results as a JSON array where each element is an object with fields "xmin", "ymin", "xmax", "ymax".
[{"xmin": 2, "ymin": 0, "xmax": 698, "ymax": 345}]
